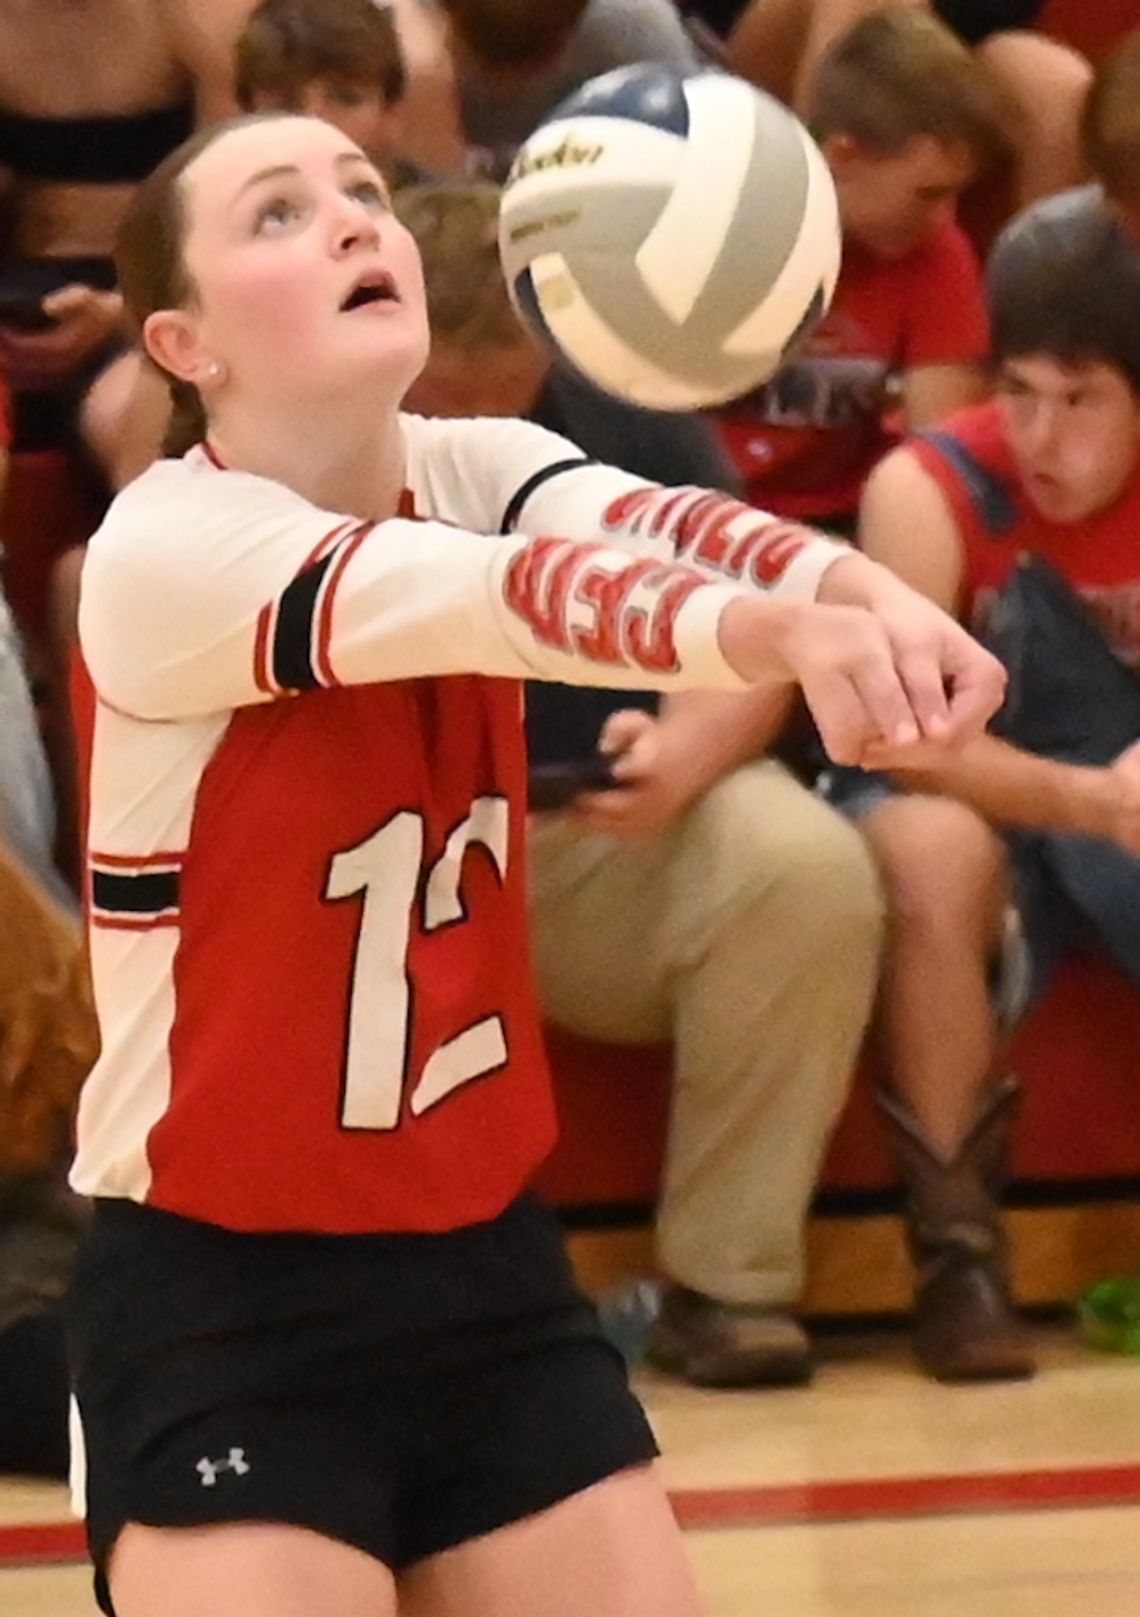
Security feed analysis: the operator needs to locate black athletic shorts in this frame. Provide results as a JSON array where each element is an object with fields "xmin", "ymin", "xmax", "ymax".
[{"xmin": 66, "ymin": 1195, "xmax": 658, "ymax": 1616}]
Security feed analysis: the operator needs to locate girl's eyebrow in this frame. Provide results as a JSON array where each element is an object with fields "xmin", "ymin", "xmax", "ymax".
[
  {"xmin": 234, "ymin": 152, "xmax": 372, "ymax": 203},
  {"xmin": 235, "ymin": 162, "xmax": 300, "ymax": 200}
]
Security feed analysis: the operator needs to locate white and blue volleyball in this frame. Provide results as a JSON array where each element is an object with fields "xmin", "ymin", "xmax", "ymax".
[{"xmin": 499, "ymin": 65, "xmax": 841, "ymax": 412}]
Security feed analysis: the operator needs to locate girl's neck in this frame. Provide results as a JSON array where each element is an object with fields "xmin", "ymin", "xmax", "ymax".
[{"xmin": 207, "ymin": 390, "xmax": 406, "ymax": 521}]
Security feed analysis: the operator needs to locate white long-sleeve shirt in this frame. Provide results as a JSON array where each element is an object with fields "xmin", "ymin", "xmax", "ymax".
[{"xmin": 72, "ymin": 412, "xmax": 846, "ymax": 1233}]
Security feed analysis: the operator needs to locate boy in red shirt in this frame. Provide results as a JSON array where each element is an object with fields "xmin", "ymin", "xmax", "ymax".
[
  {"xmin": 844, "ymin": 194, "xmax": 1140, "ymax": 1382},
  {"xmin": 717, "ymin": 7, "xmax": 1009, "ymax": 526}
]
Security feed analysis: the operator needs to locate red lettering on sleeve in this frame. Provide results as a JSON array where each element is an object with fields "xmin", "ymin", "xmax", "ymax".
[
  {"xmin": 648, "ymin": 488, "xmax": 697, "ymax": 538},
  {"xmin": 504, "ymin": 537, "xmax": 601, "ymax": 650},
  {"xmin": 601, "ymin": 486, "xmax": 661, "ymax": 537},
  {"xmin": 725, "ymin": 526, "xmax": 765, "ymax": 582},
  {"xmin": 672, "ymin": 491, "xmax": 727, "ymax": 559},
  {"xmin": 574, "ymin": 560, "xmax": 658, "ymax": 664},
  {"xmin": 576, "ymin": 561, "xmax": 712, "ymax": 674},
  {"xmin": 507, "ymin": 538, "xmax": 714, "ymax": 676},
  {"xmin": 691, "ymin": 501, "xmax": 747, "ymax": 570},
  {"xmin": 751, "ymin": 526, "xmax": 810, "ymax": 587},
  {"xmin": 626, "ymin": 573, "xmax": 707, "ymax": 674}
]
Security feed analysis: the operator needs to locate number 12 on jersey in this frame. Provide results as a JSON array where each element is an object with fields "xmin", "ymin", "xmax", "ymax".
[{"xmin": 325, "ymin": 797, "xmax": 510, "ymax": 1130}]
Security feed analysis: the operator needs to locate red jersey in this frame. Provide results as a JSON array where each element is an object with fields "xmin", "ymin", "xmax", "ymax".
[
  {"xmin": 717, "ymin": 222, "xmax": 988, "ymax": 522},
  {"xmin": 72, "ymin": 412, "xmax": 847, "ymax": 1235},
  {"xmin": 910, "ymin": 400, "xmax": 1140, "ymax": 668}
]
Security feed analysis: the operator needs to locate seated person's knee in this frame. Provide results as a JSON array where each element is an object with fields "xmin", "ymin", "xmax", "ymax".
[
  {"xmin": 862, "ymin": 794, "xmax": 1008, "ymax": 936},
  {"xmin": 692, "ymin": 765, "xmax": 884, "ymax": 939}
]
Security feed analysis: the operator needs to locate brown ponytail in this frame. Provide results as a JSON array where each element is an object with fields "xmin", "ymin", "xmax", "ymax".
[{"xmin": 163, "ymin": 377, "xmax": 209, "ymax": 457}]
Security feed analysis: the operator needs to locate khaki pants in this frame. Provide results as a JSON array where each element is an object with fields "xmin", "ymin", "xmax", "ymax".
[{"xmin": 529, "ymin": 760, "xmax": 883, "ymax": 1307}]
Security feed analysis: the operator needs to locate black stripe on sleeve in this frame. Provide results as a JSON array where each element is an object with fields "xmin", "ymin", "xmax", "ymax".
[
  {"xmin": 92, "ymin": 869, "xmax": 180, "ymax": 916},
  {"xmin": 499, "ymin": 456, "xmax": 594, "ymax": 534},
  {"xmin": 273, "ymin": 550, "xmax": 339, "ymax": 692}
]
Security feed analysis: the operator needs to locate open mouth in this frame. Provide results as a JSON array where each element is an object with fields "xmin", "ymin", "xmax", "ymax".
[{"xmin": 340, "ymin": 271, "xmax": 399, "ymax": 312}]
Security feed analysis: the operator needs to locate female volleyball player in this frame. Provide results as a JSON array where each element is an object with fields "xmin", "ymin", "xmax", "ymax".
[{"xmin": 65, "ymin": 113, "xmax": 1004, "ymax": 1617}]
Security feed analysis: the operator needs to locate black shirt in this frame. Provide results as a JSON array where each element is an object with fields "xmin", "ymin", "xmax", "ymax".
[{"xmin": 524, "ymin": 370, "xmax": 741, "ymax": 765}]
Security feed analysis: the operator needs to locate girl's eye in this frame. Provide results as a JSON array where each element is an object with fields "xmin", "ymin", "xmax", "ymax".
[
  {"xmin": 346, "ymin": 180, "xmax": 389, "ymax": 212},
  {"xmin": 255, "ymin": 196, "xmax": 303, "ymax": 233}
]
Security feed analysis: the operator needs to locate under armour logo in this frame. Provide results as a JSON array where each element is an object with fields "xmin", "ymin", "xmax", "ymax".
[{"xmin": 196, "ymin": 1448, "xmax": 251, "ymax": 1487}]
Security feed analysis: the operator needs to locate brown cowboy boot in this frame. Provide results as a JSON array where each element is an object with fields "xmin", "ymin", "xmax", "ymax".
[{"xmin": 879, "ymin": 1077, "xmax": 1035, "ymax": 1382}]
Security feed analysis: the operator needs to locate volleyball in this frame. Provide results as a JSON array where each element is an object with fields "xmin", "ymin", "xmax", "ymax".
[{"xmin": 498, "ymin": 65, "xmax": 842, "ymax": 412}]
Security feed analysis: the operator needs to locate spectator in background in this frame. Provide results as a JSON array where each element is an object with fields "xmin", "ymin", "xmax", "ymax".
[
  {"xmin": 0, "ymin": 0, "xmax": 242, "ymax": 459},
  {"xmin": 0, "ymin": 359, "xmax": 99, "ymax": 1482},
  {"xmin": 726, "ymin": 0, "xmax": 1090, "ymax": 208},
  {"xmin": 716, "ymin": 6, "xmax": 1008, "ymax": 531},
  {"xmin": 235, "ymin": 0, "xmax": 412, "ymax": 183},
  {"xmin": 676, "ymin": 0, "xmax": 748, "ymax": 39},
  {"xmin": 395, "ymin": 0, "xmax": 702, "ymax": 180},
  {"xmin": 400, "ymin": 180, "xmax": 886, "ymax": 1388},
  {"xmin": 0, "ymin": 833, "xmax": 98, "ymax": 1479},
  {"xmin": 0, "ymin": 381, "xmax": 72, "ymax": 904},
  {"xmin": 84, "ymin": 0, "xmax": 414, "ymax": 494},
  {"xmin": 386, "ymin": 0, "xmax": 468, "ymax": 176},
  {"xmin": 971, "ymin": 31, "xmax": 1140, "ymax": 350},
  {"xmin": 839, "ymin": 195, "xmax": 1140, "ymax": 1383},
  {"xmin": 1082, "ymin": 28, "xmax": 1140, "ymax": 237}
]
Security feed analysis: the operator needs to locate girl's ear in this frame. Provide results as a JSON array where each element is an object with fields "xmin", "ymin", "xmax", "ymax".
[{"xmin": 142, "ymin": 308, "xmax": 209, "ymax": 385}]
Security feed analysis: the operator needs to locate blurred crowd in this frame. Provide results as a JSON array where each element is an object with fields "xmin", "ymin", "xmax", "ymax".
[{"xmin": 2, "ymin": 0, "xmax": 1140, "ymax": 1474}]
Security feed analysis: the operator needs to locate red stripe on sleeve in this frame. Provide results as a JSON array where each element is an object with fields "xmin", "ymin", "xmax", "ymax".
[
  {"xmin": 255, "ymin": 520, "xmax": 357, "ymax": 695},
  {"xmin": 314, "ymin": 522, "xmax": 375, "ymax": 688},
  {"xmin": 252, "ymin": 601, "xmax": 277, "ymax": 696},
  {"xmin": 91, "ymin": 914, "xmax": 181, "ymax": 932},
  {"xmin": 88, "ymin": 850, "xmax": 184, "ymax": 869}
]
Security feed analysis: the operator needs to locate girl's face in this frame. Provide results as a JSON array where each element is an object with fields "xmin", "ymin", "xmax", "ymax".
[{"xmin": 159, "ymin": 117, "xmax": 428, "ymax": 409}]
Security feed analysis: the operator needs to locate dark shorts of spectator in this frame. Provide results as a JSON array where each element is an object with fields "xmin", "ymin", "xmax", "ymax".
[{"xmin": 2, "ymin": 255, "xmax": 128, "ymax": 456}]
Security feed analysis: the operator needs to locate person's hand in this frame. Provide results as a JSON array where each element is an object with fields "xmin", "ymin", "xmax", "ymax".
[
  {"xmin": 569, "ymin": 708, "xmax": 699, "ymax": 840},
  {"xmin": 718, "ymin": 594, "xmax": 935, "ymax": 766},
  {"xmin": 818, "ymin": 555, "xmax": 1008, "ymax": 752},
  {"xmin": 0, "ymin": 285, "xmax": 125, "ymax": 389},
  {"xmin": 719, "ymin": 575, "xmax": 1005, "ymax": 769},
  {"xmin": 818, "ymin": 549, "xmax": 1002, "ymax": 750}
]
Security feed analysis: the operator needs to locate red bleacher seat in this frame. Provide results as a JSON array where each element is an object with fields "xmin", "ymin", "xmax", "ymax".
[
  {"xmin": 536, "ymin": 954, "xmax": 1140, "ymax": 1213},
  {"xmin": 3, "ymin": 451, "xmax": 103, "ymax": 650},
  {"xmin": 1038, "ymin": 0, "xmax": 1138, "ymax": 64}
]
